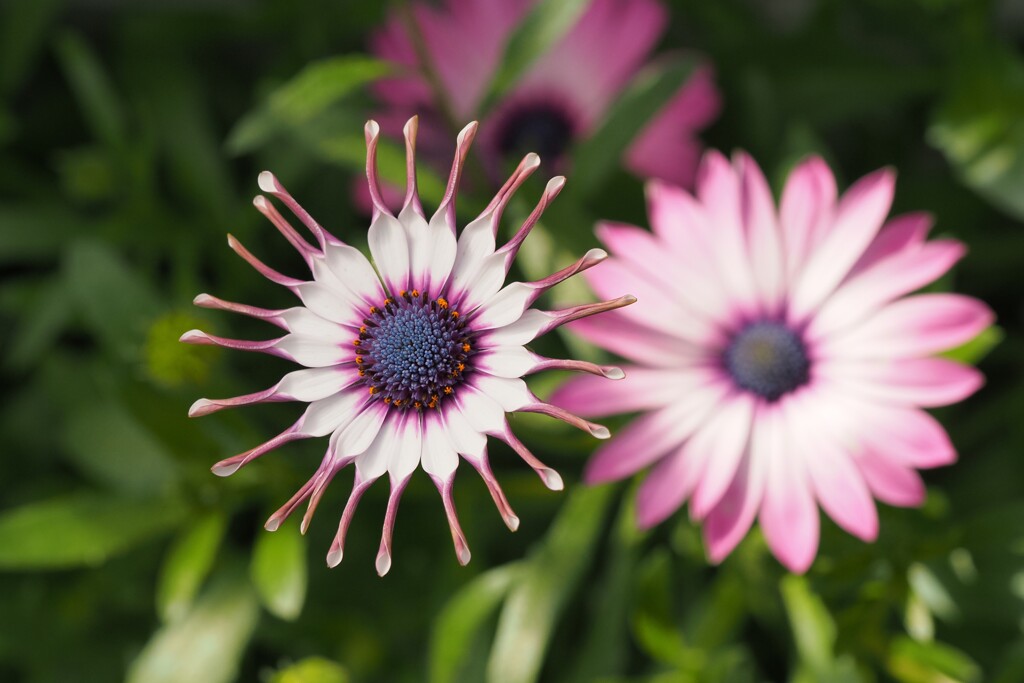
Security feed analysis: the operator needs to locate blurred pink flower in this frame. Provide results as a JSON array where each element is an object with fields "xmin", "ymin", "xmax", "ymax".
[
  {"xmin": 370, "ymin": 0, "xmax": 720, "ymax": 187},
  {"xmin": 552, "ymin": 152, "xmax": 993, "ymax": 573},
  {"xmin": 183, "ymin": 118, "xmax": 632, "ymax": 575}
]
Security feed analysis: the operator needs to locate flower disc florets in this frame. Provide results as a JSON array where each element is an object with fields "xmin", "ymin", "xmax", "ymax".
[{"xmin": 358, "ymin": 291, "xmax": 472, "ymax": 409}]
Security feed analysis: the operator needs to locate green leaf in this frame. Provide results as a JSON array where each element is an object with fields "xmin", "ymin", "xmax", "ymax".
[
  {"xmin": 0, "ymin": 493, "xmax": 186, "ymax": 570},
  {"xmin": 430, "ymin": 563, "xmax": 523, "ymax": 683},
  {"xmin": 482, "ymin": 0, "xmax": 592, "ymax": 107},
  {"xmin": 929, "ymin": 45, "xmax": 1024, "ymax": 220},
  {"xmin": 228, "ymin": 56, "xmax": 391, "ymax": 154},
  {"xmin": 271, "ymin": 657, "xmax": 349, "ymax": 683},
  {"xmin": 62, "ymin": 399, "xmax": 180, "ymax": 495},
  {"xmin": 487, "ymin": 485, "xmax": 614, "ymax": 683},
  {"xmin": 3, "ymin": 278, "xmax": 72, "ymax": 370},
  {"xmin": 887, "ymin": 636, "xmax": 982, "ymax": 683},
  {"xmin": 941, "ymin": 325, "xmax": 1002, "ymax": 365},
  {"xmin": 64, "ymin": 240, "xmax": 163, "ymax": 362},
  {"xmin": 780, "ymin": 575, "xmax": 843, "ymax": 681},
  {"xmin": 53, "ymin": 31, "xmax": 128, "ymax": 151},
  {"xmin": 251, "ymin": 526, "xmax": 308, "ymax": 621},
  {"xmin": 156, "ymin": 512, "xmax": 227, "ymax": 623},
  {"xmin": 127, "ymin": 567, "xmax": 260, "ymax": 683},
  {"xmin": 570, "ymin": 56, "xmax": 697, "ymax": 196},
  {"xmin": 631, "ymin": 549, "xmax": 695, "ymax": 670}
]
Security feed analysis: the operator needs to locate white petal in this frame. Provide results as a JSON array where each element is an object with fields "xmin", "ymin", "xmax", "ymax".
[
  {"xmin": 355, "ymin": 416, "xmax": 400, "ymax": 480},
  {"xmin": 294, "ymin": 281, "xmax": 364, "ymax": 327},
  {"xmin": 481, "ymin": 309, "xmax": 550, "ymax": 347},
  {"xmin": 389, "ymin": 415, "xmax": 423, "ymax": 479},
  {"xmin": 471, "ymin": 282, "xmax": 533, "ymax": 330},
  {"xmin": 279, "ymin": 307, "xmax": 351, "ymax": 340},
  {"xmin": 367, "ymin": 211, "xmax": 411, "ymax": 295},
  {"xmin": 475, "ymin": 345, "xmax": 536, "ymax": 378},
  {"xmin": 441, "ymin": 404, "xmax": 487, "ymax": 458},
  {"xmin": 455, "ymin": 386, "xmax": 506, "ymax": 435},
  {"xmin": 301, "ymin": 389, "xmax": 366, "ymax": 437},
  {"xmin": 472, "ymin": 375, "xmax": 532, "ymax": 412},
  {"xmin": 333, "ymin": 402, "xmax": 388, "ymax": 457},
  {"xmin": 421, "ymin": 414, "xmax": 459, "ymax": 479},
  {"xmin": 278, "ymin": 367, "xmax": 350, "ymax": 402},
  {"xmin": 276, "ymin": 334, "xmax": 351, "ymax": 367},
  {"xmin": 322, "ymin": 242, "xmax": 385, "ymax": 305}
]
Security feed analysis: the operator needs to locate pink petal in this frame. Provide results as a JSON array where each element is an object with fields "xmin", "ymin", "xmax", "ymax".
[
  {"xmin": 635, "ymin": 443, "xmax": 693, "ymax": 529},
  {"xmin": 818, "ymin": 357, "xmax": 983, "ymax": 408},
  {"xmin": 549, "ymin": 366, "xmax": 695, "ymax": 419},
  {"xmin": 702, "ymin": 404, "xmax": 774, "ymax": 564},
  {"xmin": 584, "ymin": 384, "xmax": 727, "ymax": 484},
  {"xmin": 819, "ymin": 293, "xmax": 994, "ymax": 359},
  {"xmin": 735, "ymin": 151, "xmax": 784, "ymax": 313},
  {"xmin": 855, "ymin": 449, "xmax": 926, "ymax": 507},
  {"xmin": 567, "ymin": 309, "xmax": 702, "ymax": 367},
  {"xmin": 795, "ymin": 401, "xmax": 878, "ymax": 541},
  {"xmin": 687, "ymin": 393, "xmax": 757, "ymax": 519},
  {"xmin": 625, "ymin": 65, "xmax": 721, "ymax": 188},
  {"xmin": 759, "ymin": 399, "xmax": 820, "ymax": 573},
  {"xmin": 846, "ymin": 211, "xmax": 933, "ymax": 277},
  {"xmin": 779, "ymin": 156, "xmax": 837, "ymax": 283},
  {"xmin": 810, "ymin": 239, "xmax": 966, "ymax": 339},
  {"xmin": 789, "ymin": 168, "xmax": 896, "ymax": 322}
]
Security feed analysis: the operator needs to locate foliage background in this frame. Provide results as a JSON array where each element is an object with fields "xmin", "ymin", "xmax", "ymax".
[{"xmin": 1, "ymin": 0, "xmax": 1023, "ymax": 681}]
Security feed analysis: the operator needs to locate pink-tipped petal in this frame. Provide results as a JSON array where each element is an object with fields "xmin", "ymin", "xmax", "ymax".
[
  {"xmin": 253, "ymin": 195, "xmax": 319, "ymax": 267},
  {"xmin": 364, "ymin": 120, "xmax": 392, "ymax": 220},
  {"xmin": 499, "ymin": 427, "xmax": 563, "ymax": 491},
  {"xmin": 550, "ymin": 366, "xmax": 692, "ymax": 419},
  {"xmin": 525, "ymin": 356, "xmax": 624, "ymax": 380},
  {"xmin": 401, "ymin": 116, "xmax": 424, "ymax": 216},
  {"xmin": 192, "ymin": 293, "xmax": 288, "ymax": 328},
  {"xmin": 227, "ymin": 234, "xmax": 304, "ymax": 288},
  {"xmin": 434, "ymin": 121, "xmax": 478, "ymax": 232},
  {"xmin": 258, "ymin": 170, "xmax": 337, "ymax": 248},
  {"xmin": 519, "ymin": 401, "xmax": 611, "ymax": 439},
  {"xmin": 326, "ymin": 475, "xmax": 376, "ymax": 568},
  {"xmin": 848, "ymin": 211, "xmax": 932, "ymax": 277},
  {"xmin": 433, "ymin": 476, "xmax": 472, "ymax": 565},
  {"xmin": 376, "ymin": 474, "xmax": 412, "ymax": 576},
  {"xmin": 211, "ymin": 422, "xmax": 308, "ymax": 477},
  {"xmin": 495, "ymin": 176, "xmax": 566, "ymax": 270}
]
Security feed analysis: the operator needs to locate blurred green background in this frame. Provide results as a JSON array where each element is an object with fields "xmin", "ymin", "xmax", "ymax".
[{"xmin": 1, "ymin": 0, "xmax": 1023, "ymax": 681}]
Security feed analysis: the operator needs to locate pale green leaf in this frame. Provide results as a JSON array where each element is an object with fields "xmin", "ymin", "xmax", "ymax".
[
  {"xmin": 157, "ymin": 512, "xmax": 227, "ymax": 623},
  {"xmin": 941, "ymin": 326, "xmax": 1002, "ymax": 365},
  {"xmin": 251, "ymin": 527, "xmax": 308, "ymax": 621},
  {"xmin": 53, "ymin": 31, "xmax": 127, "ymax": 151},
  {"xmin": 487, "ymin": 486, "xmax": 614, "ymax": 683},
  {"xmin": 127, "ymin": 568, "xmax": 260, "ymax": 683},
  {"xmin": 271, "ymin": 657, "xmax": 349, "ymax": 683},
  {"xmin": 0, "ymin": 493, "xmax": 186, "ymax": 569},
  {"xmin": 430, "ymin": 563, "xmax": 523, "ymax": 683}
]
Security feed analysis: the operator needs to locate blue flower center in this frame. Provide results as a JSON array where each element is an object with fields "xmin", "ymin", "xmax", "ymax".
[
  {"xmin": 496, "ymin": 102, "xmax": 575, "ymax": 162},
  {"xmin": 723, "ymin": 322, "xmax": 810, "ymax": 401},
  {"xmin": 357, "ymin": 291, "xmax": 471, "ymax": 410}
]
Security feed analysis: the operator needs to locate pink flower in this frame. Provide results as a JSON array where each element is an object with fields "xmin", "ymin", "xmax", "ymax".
[
  {"xmin": 370, "ymin": 0, "xmax": 720, "ymax": 188},
  {"xmin": 552, "ymin": 152, "xmax": 994, "ymax": 573},
  {"xmin": 182, "ymin": 118, "xmax": 633, "ymax": 575}
]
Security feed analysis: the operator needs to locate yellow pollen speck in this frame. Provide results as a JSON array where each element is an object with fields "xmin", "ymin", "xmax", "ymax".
[
  {"xmin": 451, "ymin": 310, "xmax": 459, "ymax": 319},
  {"xmin": 384, "ymin": 396, "xmax": 392, "ymax": 404},
  {"xmin": 370, "ymin": 306, "xmax": 378, "ymax": 314},
  {"xmin": 400, "ymin": 290, "xmax": 407, "ymax": 298},
  {"xmin": 384, "ymin": 298, "xmax": 393, "ymax": 306},
  {"xmin": 414, "ymin": 401, "xmax": 422, "ymax": 409},
  {"xmin": 355, "ymin": 355, "xmax": 363, "ymax": 364},
  {"xmin": 358, "ymin": 369, "xmax": 366, "ymax": 376},
  {"xmin": 394, "ymin": 399, "xmax": 403, "ymax": 407},
  {"xmin": 359, "ymin": 325, "xmax": 367, "ymax": 334},
  {"xmin": 369, "ymin": 386, "xmax": 378, "ymax": 395},
  {"xmin": 462, "ymin": 343, "xmax": 470, "ymax": 352},
  {"xmin": 353, "ymin": 339, "xmax": 361, "ymax": 346},
  {"xmin": 444, "ymin": 386, "xmax": 453, "ymax": 395},
  {"xmin": 457, "ymin": 362, "xmax": 465, "ymax": 372},
  {"xmin": 411, "ymin": 289, "xmax": 419, "ymax": 297},
  {"xmin": 437, "ymin": 298, "xmax": 448, "ymax": 309}
]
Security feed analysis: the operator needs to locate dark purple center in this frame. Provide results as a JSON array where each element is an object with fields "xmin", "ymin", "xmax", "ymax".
[
  {"xmin": 496, "ymin": 102, "xmax": 575, "ymax": 162},
  {"xmin": 724, "ymin": 322, "xmax": 810, "ymax": 401},
  {"xmin": 357, "ymin": 292, "xmax": 473, "ymax": 410}
]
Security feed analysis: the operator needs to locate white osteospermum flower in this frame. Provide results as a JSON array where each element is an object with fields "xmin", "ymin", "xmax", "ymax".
[{"xmin": 182, "ymin": 117, "xmax": 634, "ymax": 575}]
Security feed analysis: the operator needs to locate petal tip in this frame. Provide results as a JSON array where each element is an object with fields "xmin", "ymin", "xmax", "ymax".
[
  {"xmin": 506, "ymin": 514, "xmax": 520, "ymax": 532},
  {"xmin": 179, "ymin": 329, "xmax": 208, "ymax": 344},
  {"xmin": 540, "ymin": 468, "xmax": 564, "ymax": 491},
  {"xmin": 211, "ymin": 460, "xmax": 241, "ymax": 477},
  {"xmin": 188, "ymin": 399, "xmax": 215, "ymax": 417},
  {"xmin": 602, "ymin": 366, "xmax": 626, "ymax": 380},
  {"xmin": 375, "ymin": 550, "xmax": 392, "ymax": 577},
  {"xmin": 264, "ymin": 517, "xmax": 280, "ymax": 532},
  {"xmin": 456, "ymin": 546, "xmax": 471, "ymax": 566},
  {"xmin": 326, "ymin": 547, "xmax": 343, "ymax": 568},
  {"xmin": 257, "ymin": 171, "xmax": 277, "ymax": 193},
  {"xmin": 590, "ymin": 424, "xmax": 611, "ymax": 440},
  {"xmin": 192, "ymin": 293, "xmax": 213, "ymax": 306},
  {"xmin": 523, "ymin": 152, "xmax": 541, "ymax": 170}
]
